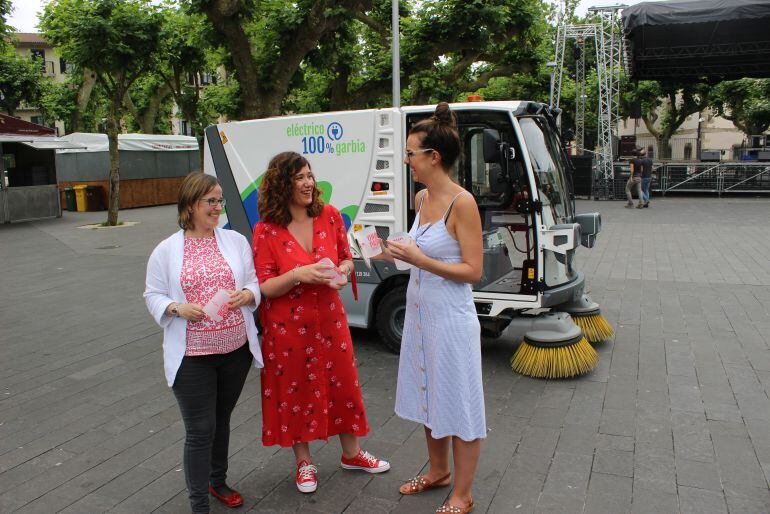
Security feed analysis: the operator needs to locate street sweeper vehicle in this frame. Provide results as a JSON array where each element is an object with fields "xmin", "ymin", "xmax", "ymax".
[{"xmin": 203, "ymin": 100, "xmax": 613, "ymax": 378}]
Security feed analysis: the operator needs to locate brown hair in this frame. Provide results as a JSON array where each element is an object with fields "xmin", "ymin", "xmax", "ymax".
[
  {"xmin": 409, "ymin": 102, "xmax": 461, "ymax": 169},
  {"xmin": 176, "ymin": 171, "xmax": 219, "ymax": 230},
  {"xmin": 177, "ymin": 172, "xmax": 219, "ymax": 230},
  {"xmin": 258, "ymin": 152, "xmax": 323, "ymax": 227}
]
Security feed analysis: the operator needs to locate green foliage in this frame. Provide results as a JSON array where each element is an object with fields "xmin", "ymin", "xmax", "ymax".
[
  {"xmin": 199, "ymin": 80, "xmax": 241, "ymax": 121},
  {"xmin": 622, "ymin": 80, "xmax": 709, "ymax": 153},
  {"xmin": 154, "ymin": 5, "xmax": 221, "ymax": 138},
  {"xmin": 40, "ymin": 0, "xmax": 163, "ymax": 95},
  {"xmin": 184, "ymin": 0, "xmax": 551, "ymax": 118},
  {"xmin": 0, "ymin": 0, "xmax": 13, "ymax": 40},
  {"xmin": 124, "ymin": 72, "xmax": 174, "ymax": 133},
  {"xmin": 0, "ymin": 45, "xmax": 43, "ymax": 115},
  {"xmin": 38, "ymin": 79, "xmax": 77, "ymax": 131},
  {"xmin": 710, "ymin": 79, "xmax": 770, "ymax": 137}
]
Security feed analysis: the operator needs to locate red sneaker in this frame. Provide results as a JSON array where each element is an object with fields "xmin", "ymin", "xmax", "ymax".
[
  {"xmin": 340, "ymin": 449, "xmax": 390, "ymax": 473},
  {"xmin": 296, "ymin": 460, "xmax": 317, "ymax": 493}
]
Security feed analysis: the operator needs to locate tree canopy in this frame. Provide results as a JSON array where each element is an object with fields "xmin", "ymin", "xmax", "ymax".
[
  {"xmin": 0, "ymin": 45, "xmax": 44, "ymax": 115},
  {"xmin": 711, "ymin": 79, "xmax": 770, "ymax": 137},
  {"xmin": 185, "ymin": 0, "xmax": 550, "ymax": 119}
]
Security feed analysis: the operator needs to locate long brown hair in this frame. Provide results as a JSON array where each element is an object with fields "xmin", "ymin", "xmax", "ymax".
[
  {"xmin": 177, "ymin": 172, "xmax": 219, "ymax": 230},
  {"xmin": 258, "ymin": 152, "xmax": 323, "ymax": 226}
]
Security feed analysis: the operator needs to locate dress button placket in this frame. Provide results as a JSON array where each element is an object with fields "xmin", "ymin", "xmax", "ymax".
[{"xmin": 416, "ymin": 267, "xmax": 429, "ymax": 420}]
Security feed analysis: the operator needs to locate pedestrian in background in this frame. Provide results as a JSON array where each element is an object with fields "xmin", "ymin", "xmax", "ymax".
[
  {"xmin": 252, "ymin": 152, "xmax": 389, "ymax": 495},
  {"xmin": 144, "ymin": 172, "xmax": 263, "ymax": 513},
  {"xmin": 386, "ymin": 102, "xmax": 485, "ymax": 514},
  {"xmin": 640, "ymin": 148, "xmax": 653, "ymax": 207},
  {"xmin": 626, "ymin": 148, "xmax": 644, "ymax": 208}
]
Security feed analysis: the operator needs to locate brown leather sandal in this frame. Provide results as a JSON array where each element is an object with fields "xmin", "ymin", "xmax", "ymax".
[
  {"xmin": 399, "ymin": 472, "xmax": 451, "ymax": 495},
  {"xmin": 435, "ymin": 499, "xmax": 474, "ymax": 514}
]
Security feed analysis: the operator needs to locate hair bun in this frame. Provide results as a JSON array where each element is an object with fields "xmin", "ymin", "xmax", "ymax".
[{"xmin": 432, "ymin": 102, "xmax": 457, "ymax": 128}]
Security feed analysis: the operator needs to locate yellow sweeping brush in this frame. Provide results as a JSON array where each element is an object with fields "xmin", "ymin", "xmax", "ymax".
[
  {"xmin": 560, "ymin": 294, "xmax": 614, "ymax": 343},
  {"xmin": 510, "ymin": 333, "xmax": 598, "ymax": 379},
  {"xmin": 571, "ymin": 313, "xmax": 614, "ymax": 343}
]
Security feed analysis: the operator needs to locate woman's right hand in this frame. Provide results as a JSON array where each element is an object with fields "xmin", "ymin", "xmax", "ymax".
[
  {"xmin": 294, "ymin": 262, "xmax": 334, "ymax": 285},
  {"xmin": 177, "ymin": 303, "xmax": 204, "ymax": 322}
]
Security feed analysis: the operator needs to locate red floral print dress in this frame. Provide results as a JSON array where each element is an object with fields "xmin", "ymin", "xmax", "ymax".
[{"xmin": 253, "ymin": 204, "xmax": 369, "ymax": 447}]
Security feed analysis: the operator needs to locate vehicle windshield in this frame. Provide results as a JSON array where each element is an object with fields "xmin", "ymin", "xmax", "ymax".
[{"xmin": 518, "ymin": 116, "xmax": 573, "ymax": 225}]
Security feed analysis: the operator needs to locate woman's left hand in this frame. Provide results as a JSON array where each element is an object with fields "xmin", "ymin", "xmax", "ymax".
[
  {"xmin": 228, "ymin": 288, "xmax": 255, "ymax": 309},
  {"xmin": 386, "ymin": 239, "xmax": 426, "ymax": 267}
]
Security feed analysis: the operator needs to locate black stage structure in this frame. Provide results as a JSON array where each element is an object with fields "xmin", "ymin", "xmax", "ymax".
[
  {"xmin": 579, "ymin": 0, "xmax": 770, "ymax": 199},
  {"xmin": 623, "ymin": 0, "xmax": 770, "ymax": 82}
]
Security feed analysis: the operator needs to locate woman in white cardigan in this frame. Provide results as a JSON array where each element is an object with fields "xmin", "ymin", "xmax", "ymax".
[{"xmin": 144, "ymin": 172, "xmax": 263, "ymax": 514}]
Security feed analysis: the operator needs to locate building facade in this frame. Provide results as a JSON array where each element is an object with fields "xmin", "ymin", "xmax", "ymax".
[{"xmin": 12, "ymin": 33, "xmax": 69, "ymax": 136}]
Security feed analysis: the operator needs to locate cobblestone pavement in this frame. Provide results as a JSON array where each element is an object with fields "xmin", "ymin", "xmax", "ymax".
[{"xmin": 1, "ymin": 197, "xmax": 769, "ymax": 513}]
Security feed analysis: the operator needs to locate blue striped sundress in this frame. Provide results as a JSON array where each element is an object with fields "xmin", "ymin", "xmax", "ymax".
[{"xmin": 394, "ymin": 192, "xmax": 487, "ymax": 441}]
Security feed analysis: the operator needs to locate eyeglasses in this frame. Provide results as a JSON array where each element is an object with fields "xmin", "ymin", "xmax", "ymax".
[
  {"xmin": 405, "ymin": 148, "xmax": 435, "ymax": 161},
  {"xmin": 200, "ymin": 197, "xmax": 226, "ymax": 207}
]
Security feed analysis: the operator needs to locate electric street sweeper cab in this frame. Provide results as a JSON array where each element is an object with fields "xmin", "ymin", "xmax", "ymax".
[{"xmin": 204, "ymin": 101, "xmax": 613, "ymax": 378}]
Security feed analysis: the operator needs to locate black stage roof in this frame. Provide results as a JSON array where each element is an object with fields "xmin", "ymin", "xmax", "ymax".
[{"xmin": 622, "ymin": 0, "xmax": 770, "ymax": 82}]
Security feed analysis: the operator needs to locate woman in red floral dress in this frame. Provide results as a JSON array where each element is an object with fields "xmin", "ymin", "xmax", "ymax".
[{"xmin": 252, "ymin": 151, "xmax": 390, "ymax": 493}]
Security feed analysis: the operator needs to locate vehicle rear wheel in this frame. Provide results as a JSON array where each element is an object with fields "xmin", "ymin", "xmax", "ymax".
[{"xmin": 376, "ymin": 286, "xmax": 406, "ymax": 354}]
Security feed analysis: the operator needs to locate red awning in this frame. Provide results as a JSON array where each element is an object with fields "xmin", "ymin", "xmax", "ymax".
[{"xmin": 0, "ymin": 113, "xmax": 56, "ymax": 137}]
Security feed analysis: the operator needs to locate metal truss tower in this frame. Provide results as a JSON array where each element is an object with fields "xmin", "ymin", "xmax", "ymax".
[
  {"xmin": 552, "ymin": 5, "xmax": 626, "ymax": 187},
  {"xmin": 574, "ymin": 36, "xmax": 587, "ymax": 153}
]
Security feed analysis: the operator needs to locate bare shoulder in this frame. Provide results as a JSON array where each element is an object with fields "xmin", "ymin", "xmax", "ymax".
[
  {"xmin": 453, "ymin": 191, "xmax": 479, "ymax": 213},
  {"xmin": 415, "ymin": 188, "xmax": 428, "ymax": 204}
]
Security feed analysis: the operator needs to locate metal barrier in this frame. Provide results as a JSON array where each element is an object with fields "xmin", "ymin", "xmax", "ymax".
[
  {"xmin": 657, "ymin": 162, "xmax": 770, "ymax": 195},
  {"xmin": 591, "ymin": 162, "xmax": 770, "ymax": 199}
]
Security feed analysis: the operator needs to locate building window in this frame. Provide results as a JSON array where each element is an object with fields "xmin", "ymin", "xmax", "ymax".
[
  {"xmin": 180, "ymin": 120, "xmax": 193, "ymax": 136},
  {"xmin": 31, "ymin": 49, "xmax": 45, "ymax": 61},
  {"xmin": 683, "ymin": 143, "xmax": 692, "ymax": 160},
  {"xmin": 31, "ymin": 115, "xmax": 42, "ymax": 125},
  {"xmin": 59, "ymin": 57, "xmax": 69, "ymax": 74}
]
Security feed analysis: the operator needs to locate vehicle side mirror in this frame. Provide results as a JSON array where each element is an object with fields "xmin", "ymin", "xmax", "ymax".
[
  {"xmin": 483, "ymin": 129, "xmax": 501, "ymax": 163},
  {"xmin": 488, "ymin": 164, "xmax": 508, "ymax": 194}
]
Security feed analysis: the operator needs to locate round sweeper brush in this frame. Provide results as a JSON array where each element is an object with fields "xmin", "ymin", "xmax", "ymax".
[
  {"xmin": 509, "ymin": 316, "xmax": 598, "ymax": 379},
  {"xmin": 560, "ymin": 294, "xmax": 614, "ymax": 343}
]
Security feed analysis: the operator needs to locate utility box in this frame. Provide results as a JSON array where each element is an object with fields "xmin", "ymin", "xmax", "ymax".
[{"xmin": 700, "ymin": 150, "xmax": 721, "ymax": 162}]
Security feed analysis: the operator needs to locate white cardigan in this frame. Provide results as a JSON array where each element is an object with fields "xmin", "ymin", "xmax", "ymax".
[{"xmin": 144, "ymin": 228, "xmax": 264, "ymax": 386}]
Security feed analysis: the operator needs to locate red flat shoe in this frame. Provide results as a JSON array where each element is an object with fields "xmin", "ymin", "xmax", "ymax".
[{"xmin": 209, "ymin": 484, "xmax": 243, "ymax": 508}]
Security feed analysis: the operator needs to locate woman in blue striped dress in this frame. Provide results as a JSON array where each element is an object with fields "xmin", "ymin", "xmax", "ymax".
[{"xmin": 386, "ymin": 102, "xmax": 485, "ymax": 514}]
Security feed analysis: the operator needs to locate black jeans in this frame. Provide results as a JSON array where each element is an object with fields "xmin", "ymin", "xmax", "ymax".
[{"xmin": 172, "ymin": 343, "xmax": 252, "ymax": 514}]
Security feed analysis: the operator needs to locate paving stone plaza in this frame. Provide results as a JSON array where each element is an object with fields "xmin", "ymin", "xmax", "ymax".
[{"xmin": 1, "ymin": 197, "xmax": 769, "ymax": 513}]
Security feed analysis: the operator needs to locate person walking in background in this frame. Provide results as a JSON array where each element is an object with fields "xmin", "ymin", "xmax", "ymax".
[
  {"xmin": 640, "ymin": 148, "xmax": 653, "ymax": 207},
  {"xmin": 252, "ymin": 152, "xmax": 389, "ymax": 494},
  {"xmin": 385, "ymin": 102, "xmax": 485, "ymax": 514},
  {"xmin": 626, "ymin": 148, "xmax": 644, "ymax": 208},
  {"xmin": 144, "ymin": 172, "xmax": 263, "ymax": 514}
]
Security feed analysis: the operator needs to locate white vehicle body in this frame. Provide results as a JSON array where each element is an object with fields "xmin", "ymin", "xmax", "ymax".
[{"xmin": 204, "ymin": 101, "xmax": 601, "ymax": 350}]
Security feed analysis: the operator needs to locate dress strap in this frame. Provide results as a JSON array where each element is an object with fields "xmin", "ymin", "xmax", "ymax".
[
  {"xmin": 443, "ymin": 191, "xmax": 468, "ymax": 222},
  {"xmin": 417, "ymin": 190, "xmax": 428, "ymax": 213}
]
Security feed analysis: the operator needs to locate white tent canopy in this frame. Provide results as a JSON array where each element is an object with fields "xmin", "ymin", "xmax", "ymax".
[
  {"xmin": 0, "ymin": 134, "xmax": 85, "ymax": 149},
  {"xmin": 57, "ymin": 133, "xmax": 198, "ymax": 153}
]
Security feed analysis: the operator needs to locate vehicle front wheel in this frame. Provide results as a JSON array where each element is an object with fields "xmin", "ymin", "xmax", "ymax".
[{"xmin": 376, "ymin": 286, "xmax": 406, "ymax": 354}]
